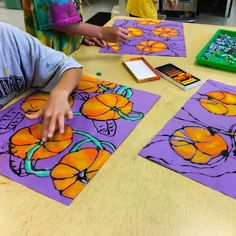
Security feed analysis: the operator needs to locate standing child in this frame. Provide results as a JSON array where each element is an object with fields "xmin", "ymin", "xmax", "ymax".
[
  {"xmin": 0, "ymin": 22, "xmax": 83, "ymax": 140},
  {"xmin": 22, "ymin": 0, "xmax": 129, "ymax": 55},
  {"xmin": 126, "ymin": 0, "xmax": 179, "ymax": 19},
  {"xmin": 126, "ymin": 0, "xmax": 158, "ymax": 19}
]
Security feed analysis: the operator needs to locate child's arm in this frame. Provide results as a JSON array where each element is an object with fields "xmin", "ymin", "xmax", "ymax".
[
  {"xmin": 23, "ymin": 34, "xmax": 83, "ymax": 141},
  {"xmin": 0, "ymin": 22, "xmax": 83, "ymax": 140},
  {"xmin": 83, "ymin": 36, "xmax": 107, "ymax": 47},
  {"xmin": 25, "ymin": 68, "xmax": 82, "ymax": 141},
  {"xmin": 24, "ymin": 1, "xmax": 128, "ymax": 46},
  {"xmin": 55, "ymin": 22, "xmax": 129, "ymax": 43}
]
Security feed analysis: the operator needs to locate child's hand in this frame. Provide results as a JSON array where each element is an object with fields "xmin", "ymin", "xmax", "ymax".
[
  {"xmin": 164, "ymin": 0, "xmax": 179, "ymax": 10},
  {"xmin": 101, "ymin": 26, "xmax": 129, "ymax": 43},
  {"xmin": 25, "ymin": 68, "xmax": 82, "ymax": 141},
  {"xmin": 25, "ymin": 91, "xmax": 73, "ymax": 142},
  {"xmin": 83, "ymin": 36, "xmax": 107, "ymax": 47}
]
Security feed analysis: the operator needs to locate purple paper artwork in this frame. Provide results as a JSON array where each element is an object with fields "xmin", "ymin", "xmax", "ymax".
[
  {"xmin": 0, "ymin": 76, "xmax": 159, "ymax": 205},
  {"xmin": 99, "ymin": 19, "xmax": 186, "ymax": 57},
  {"xmin": 139, "ymin": 79, "xmax": 236, "ymax": 199}
]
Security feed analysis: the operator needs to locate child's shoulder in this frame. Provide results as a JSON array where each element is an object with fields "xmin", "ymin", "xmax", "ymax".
[
  {"xmin": 0, "ymin": 22, "xmax": 14, "ymax": 37},
  {"xmin": 0, "ymin": 22, "xmax": 25, "ymax": 39},
  {"xmin": 0, "ymin": 22, "xmax": 21, "ymax": 33},
  {"xmin": 0, "ymin": 22, "xmax": 11, "ymax": 31}
]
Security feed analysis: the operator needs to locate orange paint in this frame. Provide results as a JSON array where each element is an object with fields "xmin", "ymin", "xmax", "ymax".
[
  {"xmin": 200, "ymin": 91, "xmax": 236, "ymax": 116},
  {"xmin": 128, "ymin": 27, "xmax": 144, "ymax": 38},
  {"xmin": 81, "ymin": 93, "xmax": 133, "ymax": 120},
  {"xmin": 136, "ymin": 40, "xmax": 167, "ymax": 53},
  {"xmin": 107, "ymin": 42, "xmax": 120, "ymax": 52},
  {"xmin": 77, "ymin": 75, "xmax": 116, "ymax": 93},
  {"xmin": 136, "ymin": 20, "xmax": 161, "ymax": 25},
  {"xmin": 21, "ymin": 92, "xmax": 74, "ymax": 114},
  {"xmin": 152, "ymin": 27, "xmax": 179, "ymax": 37},
  {"xmin": 51, "ymin": 148, "xmax": 111, "ymax": 199},
  {"xmin": 170, "ymin": 126, "xmax": 228, "ymax": 164},
  {"xmin": 10, "ymin": 123, "xmax": 73, "ymax": 160}
]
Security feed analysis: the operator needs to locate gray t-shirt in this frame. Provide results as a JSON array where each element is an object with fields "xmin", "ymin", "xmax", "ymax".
[{"xmin": 0, "ymin": 22, "xmax": 82, "ymax": 109}]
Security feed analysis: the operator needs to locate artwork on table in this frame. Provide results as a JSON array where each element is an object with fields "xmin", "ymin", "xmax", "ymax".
[
  {"xmin": 99, "ymin": 19, "xmax": 186, "ymax": 57},
  {"xmin": 139, "ymin": 79, "xmax": 236, "ymax": 199},
  {"xmin": 0, "ymin": 75, "xmax": 160, "ymax": 205}
]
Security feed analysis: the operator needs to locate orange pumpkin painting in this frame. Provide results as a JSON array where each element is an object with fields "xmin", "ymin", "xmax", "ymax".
[
  {"xmin": 200, "ymin": 91, "xmax": 236, "ymax": 116},
  {"xmin": 77, "ymin": 75, "xmax": 116, "ymax": 93},
  {"xmin": 81, "ymin": 93, "xmax": 133, "ymax": 120},
  {"xmin": 152, "ymin": 27, "xmax": 179, "ymax": 37},
  {"xmin": 136, "ymin": 20, "xmax": 161, "ymax": 25},
  {"xmin": 100, "ymin": 19, "xmax": 186, "ymax": 57},
  {"xmin": 21, "ymin": 92, "xmax": 74, "ymax": 114},
  {"xmin": 170, "ymin": 126, "xmax": 228, "ymax": 164},
  {"xmin": 138, "ymin": 80, "xmax": 236, "ymax": 201},
  {"xmin": 10, "ymin": 123, "xmax": 73, "ymax": 160},
  {"xmin": 0, "ymin": 70, "xmax": 158, "ymax": 205},
  {"xmin": 51, "ymin": 148, "xmax": 111, "ymax": 199},
  {"xmin": 128, "ymin": 27, "xmax": 144, "ymax": 38},
  {"xmin": 107, "ymin": 42, "xmax": 120, "ymax": 52},
  {"xmin": 136, "ymin": 40, "xmax": 167, "ymax": 53}
]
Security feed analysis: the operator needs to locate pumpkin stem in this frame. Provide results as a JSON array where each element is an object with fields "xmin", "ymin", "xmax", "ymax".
[
  {"xmin": 117, "ymin": 109, "xmax": 144, "ymax": 121},
  {"xmin": 73, "ymin": 112, "xmax": 82, "ymax": 116},
  {"xmin": 100, "ymin": 141, "xmax": 116, "ymax": 152},
  {"xmin": 98, "ymin": 84, "xmax": 115, "ymax": 93},
  {"xmin": 72, "ymin": 130, "xmax": 104, "ymax": 150},
  {"xmin": 77, "ymin": 169, "xmax": 89, "ymax": 184},
  {"xmin": 116, "ymin": 86, "xmax": 133, "ymax": 99},
  {"xmin": 71, "ymin": 130, "xmax": 116, "ymax": 152},
  {"xmin": 70, "ymin": 138, "xmax": 91, "ymax": 152},
  {"xmin": 25, "ymin": 143, "xmax": 51, "ymax": 177}
]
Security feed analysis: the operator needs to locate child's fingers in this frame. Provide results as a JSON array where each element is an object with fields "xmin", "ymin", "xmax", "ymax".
[
  {"xmin": 58, "ymin": 114, "xmax": 65, "ymax": 134},
  {"xmin": 25, "ymin": 109, "xmax": 43, "ymax": 120},
  {"xmin": 83, "ymin": 38, "xmax": 95, "ymax": 46},
  {"xmin": 165, "ymin": 0, "xmax": 174, "ymax": 9},
  {"xmin": 41, "ymin": 107, "xmax": 73, "ymax": 141},
  {"xmin": 67, "ymin": 110, "xmax": 74, "ymax": 120},
  {"xmin": 51, "ymin": 110, "xmax": 73, "ymax": 136},
  {"xmin": 94, "ymin": 39, "xmax": 107, "ymax": 47},
  {"xmin": 99, "ymin": 39, "xmax": 107, "ymax": 47},
  {"xmin": 89, "ymin": 38, "xmax": 105, "ymax": 47},
  {"xmin": 46, "ymin": 115, "xmax": 57, "ymax": 139},
  {"xmin": 41, "ymin": 117, "xmax": 50, "ymax": 142},
  {"xmin": 120, "ymin": 35, "xmax": 129, "ymax": 41},
  {"xmin": 119, "ymin": 37, "xmax": 128, "ymax": 43},
  {"xmin": 120, "ymin": 27, "xmax": 129, "ymax": 35},
  {"xmin": 42, "ymin": 111, "xmax": 72, "ymax": 141},
  {"xmin": 119, "ymin": 28, "xmax": 129, "ymax": 40},
  {"xmin": 83, "ymin": 36, "xmax": 107, "ymax": 47}
]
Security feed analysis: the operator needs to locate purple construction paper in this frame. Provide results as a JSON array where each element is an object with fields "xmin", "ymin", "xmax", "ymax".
[
  {"xmin": 99, "ymin": 19, "xmax": 186, "ymax": 57},
  {"xmin": 139, "ymin": 79, "xmax": 236, "ymax": 199},
  {"xmin": 0, "ymin": 79, "xmax": 159, "ymax": 205}
]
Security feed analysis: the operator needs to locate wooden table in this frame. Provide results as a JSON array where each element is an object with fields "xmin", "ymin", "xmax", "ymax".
[{"xmin": 1, "ymin": 17, "xmax": 236, "ymax": 236}]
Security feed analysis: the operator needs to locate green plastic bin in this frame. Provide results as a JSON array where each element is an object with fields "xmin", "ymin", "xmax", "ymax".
[
  {"xmin": 196, "ymin": 29, "xmax": 236, "ymax": 73},
  {"xmin": 5, "ymin": 0, "xmax": 22, "ymax": 10}
]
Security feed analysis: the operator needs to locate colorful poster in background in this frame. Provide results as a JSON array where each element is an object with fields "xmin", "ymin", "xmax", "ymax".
[
  {"xmin": 139, "ymin": 80, "xmax": 236, "ymax": 199},
  {"xmin": 0, "ymin": 76, "xmax": 160, "ymax": 205},
  {"xmin": 99, "ymin": 19, "xmax": 186, "ymax": 57}
]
